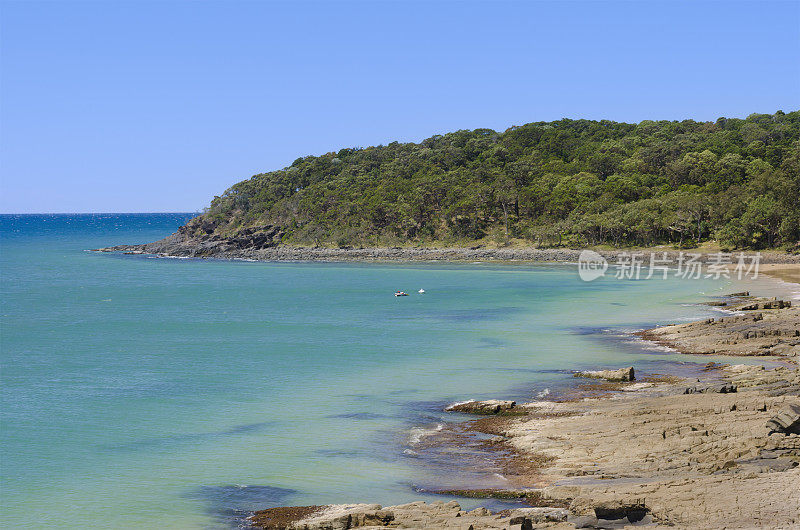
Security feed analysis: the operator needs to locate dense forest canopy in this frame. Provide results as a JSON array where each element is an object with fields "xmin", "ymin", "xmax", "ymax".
[{"xmin": 192, "ymin": 111, "xmax": 800, "ymax": 250}]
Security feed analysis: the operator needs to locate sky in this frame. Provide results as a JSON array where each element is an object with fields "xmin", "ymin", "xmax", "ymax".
[{"xmin": 1, "ymin": 0, "xmax": 799, "ymax": 213}]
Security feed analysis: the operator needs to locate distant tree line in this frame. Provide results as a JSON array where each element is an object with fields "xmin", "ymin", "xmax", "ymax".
[{"xmin": 194, "ymin": 111, "xmax": 800, "ymax": 250}]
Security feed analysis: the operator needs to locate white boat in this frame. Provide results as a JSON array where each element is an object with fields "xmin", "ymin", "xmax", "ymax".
[
  {"xmin": 418, "ymin": 289, "xmax": 425, "ymax": 294},
  {"xmin": 395, "ymin": 291, "xmax": 409, "ymax": 297}
]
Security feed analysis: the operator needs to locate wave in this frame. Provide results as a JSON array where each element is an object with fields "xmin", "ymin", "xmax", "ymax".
[{"xmin": 407, "ymin": 423, "xmax": 444, "ymax": 446}]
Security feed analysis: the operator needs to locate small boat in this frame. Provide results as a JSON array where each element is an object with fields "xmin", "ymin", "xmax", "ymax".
[
  {"xmin": 418, "ymin": 289, "xmax": 425, "ymax": 294},
  {"xmin": 394, "ymin": 291, "xmax": 409, "ymax": 297}
]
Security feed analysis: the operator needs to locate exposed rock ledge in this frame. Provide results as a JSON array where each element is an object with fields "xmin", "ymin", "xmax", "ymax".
[
  {"xmin": 573, "ymin": 366, "xmax": 635, "ymax": 382},
  {"xmin": 639, "ymin": 295, "xmax": 800, "ymax": 356},
  {"xmin": 445, "ymin": 399, "xmax": 519, "ymax": 415},
  {"xmin": 250, "ymin": 500, "xmax": 576, "ymax": 529}
]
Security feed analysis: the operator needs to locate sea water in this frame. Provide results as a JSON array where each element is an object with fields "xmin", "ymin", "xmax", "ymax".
[{"xmin": 0, "ymin": 214, "xmax": 789, "ymax": 528}]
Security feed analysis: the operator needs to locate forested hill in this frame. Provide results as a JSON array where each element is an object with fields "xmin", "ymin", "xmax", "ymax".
[{"xmin": 186, "ymin": 111, "xmax": 800, "ymax": 250}]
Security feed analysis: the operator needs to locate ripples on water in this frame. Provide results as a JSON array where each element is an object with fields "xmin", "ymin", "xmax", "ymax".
[{"xmin": 1, "ymin": 214, "xmax": 778, "ymax": 528}]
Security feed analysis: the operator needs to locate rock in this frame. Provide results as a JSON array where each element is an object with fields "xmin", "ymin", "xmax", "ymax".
[
  {"xmin": 770, "ymin": 343, "xmax": 800, "ymax": 356},
  {"xmin": 569, "ymin": 496, "xmax": 649, "ymax": 523},
  {"xmin": 352, "ymin": 509, "xmax": 394, "ymax": 527},
  {"xmin": 740, "ymin": 300, "xmax": 792, "ymax": 310},
  {"xmin": 684, "ymin": 383, "xmax": 737, "ymax": 394},
  {"xmin": 594, "ymin": 499, "xmax": 648, "ymax": 522},
  {"xmin": 508, "ymin": 507, "xmax": 569, "ymax": 523},
  {"xmin": 540, "ymin": 485, "xmax": 582, "ymax": 500},
  {"xmin": 250, "ymin": 506, "xmax": 327, "ymax": 529},
  {"xmin": 445, "ymin": 399, "xmax": 517, "ymax": 414},
  {"xmin": 766, "ymin": 404, "xmax": 800, "ymax": 435},
  {"xmin": 567, "ymin": 514, "xmax": 599, "ymax": 528},
  {"xmin": 727, "ymin": 364, "xmax": 764, "ymax": 373},
  {"xmin": 574, "ymin": 366, "xmax": 635, "ymax": 382},
  {"xmin": 271, "ymin": 504, "xmax": 392, "ymax": 529}
]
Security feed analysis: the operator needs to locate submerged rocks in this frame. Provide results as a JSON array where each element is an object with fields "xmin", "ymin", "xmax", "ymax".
[
  {"xmin": 766, "ymin": 404, "xmax": 800, "ymax": 435},
  {"xmin": 445, "ymin": 399, "xmax": 517, "ymax": 414},
  {"xmin": 574, "ymin": 366, "xmax": 635, "ymax": 382},
  {"xmin": 248, "ymin": 506, "xmax": 326, "ymax": 529},
  {"xmin": 250, "ymin": 504, "xmax": 394, "ymax": 529}
]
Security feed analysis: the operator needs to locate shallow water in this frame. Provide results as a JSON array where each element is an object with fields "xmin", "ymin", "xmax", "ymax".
[{"xmin": 0, "ymin": 214, "xmax": 790, "ymax": 528}]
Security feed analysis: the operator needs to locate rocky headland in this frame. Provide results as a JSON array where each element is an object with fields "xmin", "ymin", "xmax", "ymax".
[
  {"xmin": 247, "ymin": 294, "xmax": 800, "ymax": 529},
  {"xmin": 92, "ymin": 224, "xmax": 800, "ymax": 264}
]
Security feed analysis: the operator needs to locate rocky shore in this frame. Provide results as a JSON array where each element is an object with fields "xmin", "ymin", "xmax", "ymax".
[
  {"xmin": 639, "ymin": 294, "xmax": 799, "ymax": 357},
  {"xmin": 92, "ymin": 229, "xmax": 800, "ymax": 264},
  {"xmin": 247, "ymin": 295, "xmax": 800, "ymax": 529},
  {"xmin": 95, "ymin": 241, "xmax": 600, "ymax": 262}
]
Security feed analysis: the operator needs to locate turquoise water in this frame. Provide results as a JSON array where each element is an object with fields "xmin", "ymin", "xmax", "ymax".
[{"xmin": 0, "ymin": 214, "xmax": 781, "ymax": 528}]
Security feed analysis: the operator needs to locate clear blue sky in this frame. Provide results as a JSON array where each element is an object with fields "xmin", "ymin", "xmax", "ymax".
[{"xmin": 1, "ymin": 0, "xmax": 798, "ymax": 213}]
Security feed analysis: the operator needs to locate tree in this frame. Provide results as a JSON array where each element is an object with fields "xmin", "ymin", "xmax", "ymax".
[
  {"xmin": 495, "ymin": 174, "xmax": 517, "ymax": 242},
  {"xmin": 176, "ymin": 110, "xmax": 800, "ymax": 249},
  {"xmin": 742, "ymin": 196, "xmax": 784, "ymax": 248}
]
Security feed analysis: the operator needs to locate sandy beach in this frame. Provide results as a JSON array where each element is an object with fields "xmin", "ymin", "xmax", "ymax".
[
  {"xmin": 760, "ymin": 263, "xmax": 800, "ymax": 286},
  {"xmin": 248, "ymin": 282, "xmax": 800, "ymax": 529}
]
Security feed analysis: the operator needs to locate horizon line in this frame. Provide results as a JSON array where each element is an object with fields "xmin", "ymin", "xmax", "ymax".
[{"xmin": 0, "ymin": 211, "xmax": 201, "ymax": 215}]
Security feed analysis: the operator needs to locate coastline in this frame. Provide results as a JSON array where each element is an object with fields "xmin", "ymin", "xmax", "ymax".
[
  {"xmin": 247, "ymin": 286, "xmax": 800, "ymax": 528},
  {"xmin": 759, "ymin": 263, "xmax": 800, "ymax": 286},
  {"xmin": 93, "ymin": 235, "xmax": 800, "ymax": 265},
  {"xmin": 637, "ymin": 290, "xmax": 799, "ymax": 357}
]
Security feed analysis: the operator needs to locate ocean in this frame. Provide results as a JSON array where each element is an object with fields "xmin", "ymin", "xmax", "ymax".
[{"xmin": 0, "ymin": 214, "xmax": 783, "ymax": 528}]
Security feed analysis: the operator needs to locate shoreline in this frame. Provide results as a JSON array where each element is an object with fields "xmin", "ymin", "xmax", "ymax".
[
  {"xmin": 759, "ymin": 263, "xmax": 800, "ymax": 286},
  {"xmin": 247, "ymin": 289, "xmax": 800, "ymax": 528},
  {"xmin": 637, "ymin": 293, "xmax": 798, "ymax": 357},
  {"xmin": 93, "ymin": 240, "xmax": 800, "ymax": 265}
]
